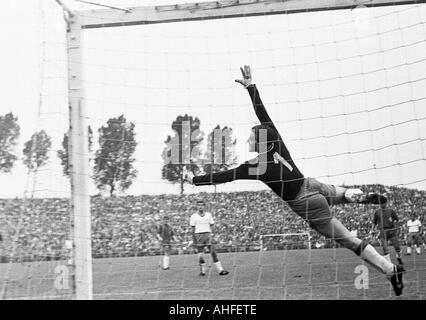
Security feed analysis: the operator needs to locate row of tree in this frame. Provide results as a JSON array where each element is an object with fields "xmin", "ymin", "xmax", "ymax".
[
  {"xmin": 0, "ymin": 113, "xmax": 51, "ymax": 176},
  {"xmin": 0, "ymin": 113, "xmax": 238, "ymax": 196},
  {"xmin": 162, "ymin": 114, "xmax": 237, "ymax": 194}
]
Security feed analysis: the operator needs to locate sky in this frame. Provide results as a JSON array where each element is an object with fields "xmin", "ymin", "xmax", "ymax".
[{"xmin": 0, "ymin": 0, "xmax": 425, "ymax": 198}]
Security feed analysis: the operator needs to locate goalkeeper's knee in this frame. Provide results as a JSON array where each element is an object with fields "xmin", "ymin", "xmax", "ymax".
[
  {"xmin": 354, "ymin": 239, "xmax": 370, "ymax": 256},
  {"xmin": 344, "ymin": 188, "xmax": 364, "ymax": 203}
]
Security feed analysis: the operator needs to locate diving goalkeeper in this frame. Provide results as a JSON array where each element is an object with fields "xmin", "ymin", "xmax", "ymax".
[{"xmin": 185, "ymin": 65, "xmax": 404, "ymax": 296}]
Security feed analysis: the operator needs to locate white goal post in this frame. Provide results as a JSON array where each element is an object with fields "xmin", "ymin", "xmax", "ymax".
[{"xmin": 58, "ymin": 0, "xmax": 426, "ymax": 300}]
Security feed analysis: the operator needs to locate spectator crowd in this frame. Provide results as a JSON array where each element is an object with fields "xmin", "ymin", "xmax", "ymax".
[{"xmin": 0, "ymin": 185, "xmax": 425, "ymax": 262}]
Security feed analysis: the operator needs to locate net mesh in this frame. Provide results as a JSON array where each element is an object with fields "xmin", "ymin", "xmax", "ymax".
[{"xmin": 1, "ymin": 0, "xmax": 426, "ymax": 300}]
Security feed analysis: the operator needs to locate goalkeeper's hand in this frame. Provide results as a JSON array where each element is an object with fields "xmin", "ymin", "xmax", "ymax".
[{"xmin": 235, "ymin": 65, "xmax": 253, "ymax": 88}]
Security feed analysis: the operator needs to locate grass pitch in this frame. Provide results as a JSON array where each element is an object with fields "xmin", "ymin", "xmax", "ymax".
[{"xmin": 1, "ymin": 247, "xmax": 425, "ymax": 300}]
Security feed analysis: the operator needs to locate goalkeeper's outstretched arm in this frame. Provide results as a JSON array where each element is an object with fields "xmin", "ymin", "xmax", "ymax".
[
  {"xmin": 236, "ymin": 65, "xmax": 280, "ymax": 137},
  {"xmin": 235, "ymin": 65, "xmax": 294, "ymax": 162},
  {"xmin": 185, "ymin": 161, "xmax": 257, "ymax": 186}
]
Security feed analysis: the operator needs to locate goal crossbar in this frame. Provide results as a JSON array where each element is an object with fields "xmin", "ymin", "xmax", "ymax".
[
  {"xmin": 72, "ymin": 0, "xmax": 426, "ymax": 29},
  {"xmin": 61, "ymin": 0, "xmax": 426, "ymax": 300}
]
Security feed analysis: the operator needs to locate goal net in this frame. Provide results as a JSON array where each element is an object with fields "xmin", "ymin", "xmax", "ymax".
[
  {"xmin": 260, "ymin": 233, "xmax": 311, "ymax": 251},
  {"xmin": 1, "ymin": 0, "xmax": 426, "ymax": 300}
]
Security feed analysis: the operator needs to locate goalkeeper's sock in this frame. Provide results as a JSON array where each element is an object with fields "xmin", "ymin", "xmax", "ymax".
[
  {"xmin": 416, "ymin": 247, "xmax": 421, "ymax": 255},
  {"xmin": 384, "ymin": 253, "xmax": 391, "ymax": 263},
  {"xmin": 361, "ymin": 244, "xmax": 394, "ymax": 276},
  {"xmin": 214, "ymin": 261, "xmax": 224, "ymax": 272}
]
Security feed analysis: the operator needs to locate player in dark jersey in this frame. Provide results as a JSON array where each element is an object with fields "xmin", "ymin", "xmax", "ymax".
[
  {"xmin": 158, "ymin": 215, "xmax": 175, "ymax": 270},
  {"xmin": 185, "ymin": 65, "xmax": 404, "ymax": 296},
  {"xmin": 371, "ymin": 201, "xmax": 403, "ymax": 265}
]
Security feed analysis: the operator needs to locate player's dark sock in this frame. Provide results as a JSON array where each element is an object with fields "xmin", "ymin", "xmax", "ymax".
[
  {"xmin": 383, "ymin": 253, "xmax": 391, "ymax": 263},
  {"xmin": 199, "ymin": 259, "xmax": 207, "ymax": 276}
]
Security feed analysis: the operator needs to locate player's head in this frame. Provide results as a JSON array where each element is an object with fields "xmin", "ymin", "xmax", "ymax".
[
  {"xmin": 196, "ymin": 199, "xmax": 205, "ymax": 214},
  {"xmin": 410, "ymin": 212, "xmax": 417, "ymax": 220},
  {"xmin": 163, "ymin": 215, "xmax": 170, "ymax": 223},
  {"xmin": 248, "ymin": 124, "xmax": 278, "ymax": 153},
  {"xmin": 379, "ymin": 198, "xmax": 387, "ymax": 209}
]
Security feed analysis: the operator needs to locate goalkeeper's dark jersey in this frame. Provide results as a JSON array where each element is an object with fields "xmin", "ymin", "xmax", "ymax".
[
  {"xmin": 193, "ymin": 84, "xmax": 304, "ymax": 202},
  {"xmin": 373, "ymin": 208, "xmax": 399, "ymax": 230}
]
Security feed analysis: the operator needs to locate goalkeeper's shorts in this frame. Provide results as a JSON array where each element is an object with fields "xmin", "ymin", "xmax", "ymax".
[{"xmin": 289, "ymin": 179, "xmax": 333, "ymax": 227}]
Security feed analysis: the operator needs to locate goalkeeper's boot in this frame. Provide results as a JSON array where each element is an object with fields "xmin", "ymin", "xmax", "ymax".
[
  {"xmin": 363, "ymin": 192, "xmax": 388, "ymax": 205},
  {"xmin": 219, "ymin": 270, "xmax": 229, "ymax": 276},
  {"xmin": 389, "ymin": 264, "xmax": 404, "ymax": 296},
  {"xmin": 346, "ymin": 190, "xmax": 388, "ymax": 205}
]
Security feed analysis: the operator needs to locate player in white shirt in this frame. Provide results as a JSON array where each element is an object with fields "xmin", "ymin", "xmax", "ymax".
[
  {"xmin": 190, "ymin": 200, "xmax": 229, "ymax": 276},
  {"xmin": 406, "ymin": 213, "xmax": 423, "ymax": 255}
]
